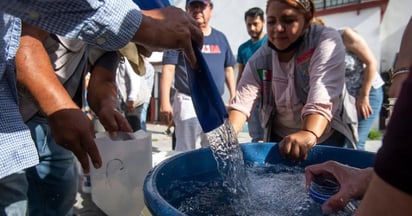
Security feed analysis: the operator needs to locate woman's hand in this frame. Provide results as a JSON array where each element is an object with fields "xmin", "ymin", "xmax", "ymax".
[
  {"xmin": 278, "ymin": 130, "xmax": 317, "ymax": 162},
  {"xmin": 305, "ymin": 161, "xmax": 373, "ymax": 214},
  {"xmin": 356, "ymin": 95, "xmax": 373, "ymax": 119}
]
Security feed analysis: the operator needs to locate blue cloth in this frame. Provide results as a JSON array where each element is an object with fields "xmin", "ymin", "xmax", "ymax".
[
  {"xmin": 162, "ymin": 28, "xmax": 236, "ymax": 96},
  {"xmin": 236, "ymin": 35, "xmax": 267, "ymax": 65},
  {"xmin": 1, "ymin": 0, "xmax": 142, "ymax": 51},
  {"xmin": 25, "ymin": 117, "xmax": 78, "ymax": 216}
]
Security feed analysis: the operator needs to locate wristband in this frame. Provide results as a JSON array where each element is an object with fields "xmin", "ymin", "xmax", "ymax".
[
  {"xmin": 301, "ymin": 128, "xmax": 319, "ymax": 143},
  {"xmin": 391, "ymin": 67, "xmax": 409, "ymax": 81}
]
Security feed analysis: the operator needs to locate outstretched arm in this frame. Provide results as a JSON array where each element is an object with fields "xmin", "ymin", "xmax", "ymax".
[
  {"xmin": 87, "ymin": 51, "xmax": 133, "ymax": 133},
  {"xmin": 16, "ymin": 22, "xmax": 102, "ymax": 173},
  {"xmin": 3, "ymin": 2, "xmax": 202, "ymax": 69},
  {"xmin": 159, "ymin": 64, "xmax": 176, "ymax": 126},
  {"xmin": 225, "ymin": 66, "xmax": 236, "ymax": 104}
]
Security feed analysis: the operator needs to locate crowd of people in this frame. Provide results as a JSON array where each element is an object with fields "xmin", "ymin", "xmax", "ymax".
[{"xmin": 0, "ymin": 0, "xmax": 411, "ymax": 215}]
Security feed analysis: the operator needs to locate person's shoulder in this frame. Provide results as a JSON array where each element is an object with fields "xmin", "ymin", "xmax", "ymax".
[
  {"xmin": 211, "ymin": 27, "xmax": 223, "ymax": 34},
  {"xmin": 338, "ymin": 27, "xmax": 361, "ymax": 42},
  {"xmin": 210, "ymin": 27, "xmax": 229, "ymax": 38},
  {"xmin": 309, "ymin": 24, "xmax": 341, "ymax": 42},
  {"xmin": 261, "ymin": 34, "xmax": 268, "ymax": 42},
  {"xmin": 248, "ymin": 42, "xmax": 271, "ymax": 63},
  {"xmin": 238, "ymin": 39, "xmax": 253, "ymax": 49}
]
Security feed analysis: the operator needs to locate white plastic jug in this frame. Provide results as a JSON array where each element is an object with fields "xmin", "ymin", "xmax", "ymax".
[{"xmin": 90, "ymin": 130, "xmax": 152, "ymax": 216}]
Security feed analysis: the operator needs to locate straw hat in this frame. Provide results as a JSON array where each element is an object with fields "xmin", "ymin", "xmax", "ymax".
[{"xmin": 118, "ymin": 43, "xmax": 152, "ymax": 76}]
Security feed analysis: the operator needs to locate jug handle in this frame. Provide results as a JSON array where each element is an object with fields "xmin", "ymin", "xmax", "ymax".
[{"xmin": 105, "ymin": 158, "xmax": 125, "ymax": 186}]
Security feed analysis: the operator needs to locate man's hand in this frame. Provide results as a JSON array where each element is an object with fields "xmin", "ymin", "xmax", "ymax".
[
  {"xmin": 305, "ymin": 161, "xmax": 373, "ymax": 214},
  {"xmin": 356, "ymin": 95, "xmax": 372, "ymax": 119},
  {"xmin": 126, "ymin": 100, "xmax": 138, "ymax": 113},
  {"xmin": 160, "ymin": 102, "xmax": 174, "ymax": 126},
  {"xmin": 97, "ymin": 105, "xmax": 133, "ymax": 133},
  {"xmin": 135, "ymin": 6, "xmax": 203, "ymax": 68},
  {"xmin": 47, "ymin": 109, "xmax": 102, "ymax": 173}
]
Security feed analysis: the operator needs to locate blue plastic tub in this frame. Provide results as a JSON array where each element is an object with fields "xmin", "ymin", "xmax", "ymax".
[{"xmin": 143, "ymin": 143, "xmax": 375, "ymax": 215}]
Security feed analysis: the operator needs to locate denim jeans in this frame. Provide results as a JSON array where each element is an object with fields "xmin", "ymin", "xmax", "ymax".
[
  {"xmin": 126, "ymin": 102, "xmax": 149, "ymax": 132},
  {"xmin": 0, "ymin": 171, "xmax": 28, "ymax": 216},
  {"xmin": 356, "ymin": 87, "xmax": 383, "ymax": 150},
  {"xmin": 25, "ymin": 116, "xmax": 78, "ymax": 216},
  {"xmin": 136, "ymin": 102, "xmax": 149, "ymax": 131},
  {"xmin": 248, "ymin": 103, "xmax": 264, "ymax": 142}
]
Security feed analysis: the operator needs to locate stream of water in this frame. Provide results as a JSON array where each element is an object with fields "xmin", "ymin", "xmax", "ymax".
[{"xmin": 168, "ymin": 119, "xmax": 358, "ymax": 215}]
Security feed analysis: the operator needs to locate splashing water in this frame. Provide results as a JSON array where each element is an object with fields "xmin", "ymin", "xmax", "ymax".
[
  {"xmin": 206, "ymin": 120, "xmax": 250, "ymax": 195},
  {"xmin": 172, "ymin": 119, "xmax": 359, "ymax": 215},
  {"xmin": 168, "ymin": 163, "xmax": 358, "ymax": 216}
]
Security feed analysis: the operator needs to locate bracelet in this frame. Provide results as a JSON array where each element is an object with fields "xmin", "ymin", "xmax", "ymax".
[
  {"xmin": 393, "ymin": 67, "xmax": 410, "ymax": 74},
  {"xmin": 301, "ymin": 128, "xmax": 319, "ymax": 143},
  {"xmin": 391, "ymin": 67, "xmax": 410, "ymax": 81}
]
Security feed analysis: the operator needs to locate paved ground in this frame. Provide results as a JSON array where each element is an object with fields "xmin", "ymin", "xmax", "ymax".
[{"xmin": 73, "ymin": 122, "xmax": 382, "ymax": 215}]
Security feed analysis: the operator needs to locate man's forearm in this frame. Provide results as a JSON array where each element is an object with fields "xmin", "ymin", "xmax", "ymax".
[
  {"xmin": 16, "ymin": 23, "xmax": 78, "ymax": 117},
  {"xmin": 225, "ymin": 67, "xmax": 236, "ymax": 100}
]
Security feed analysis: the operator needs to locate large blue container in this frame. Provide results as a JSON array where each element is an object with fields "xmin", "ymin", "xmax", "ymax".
[{"xmin": 143, "ymin": 143, "xmax": 375, "ymax": 215}]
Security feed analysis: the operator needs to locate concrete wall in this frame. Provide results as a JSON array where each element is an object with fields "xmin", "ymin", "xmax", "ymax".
[
  {"xmin": 319, "ymin": 7, "xmax": 382, "ymax": 71},
  {"xmin": 380, "ymin": 0, "xmax": 412, "ymax": 71}
]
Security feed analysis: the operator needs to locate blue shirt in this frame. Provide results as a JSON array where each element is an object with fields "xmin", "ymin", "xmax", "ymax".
[
  {"xmin": 1, "ymin": 0, "xmax": 142, "ymax": 50},
  {"xmin": 0, "ymin": 13, "xmax": 39, "ymax": 179},
  {"xmin": 162, "ymin": 28, "xmax": 235, "ymax": 96},
  {"xmin": 0, "ymin": 0, "xmax": 142, "ymax": 178},
  {"xmin": 237, "ymin": 34, "xmax": 267, "ymax": 65}
]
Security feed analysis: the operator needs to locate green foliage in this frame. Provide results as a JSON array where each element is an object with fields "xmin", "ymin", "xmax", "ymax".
[{"xmin": 368, "ymin": 129, "xmax": 382, "ymax": 140}]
